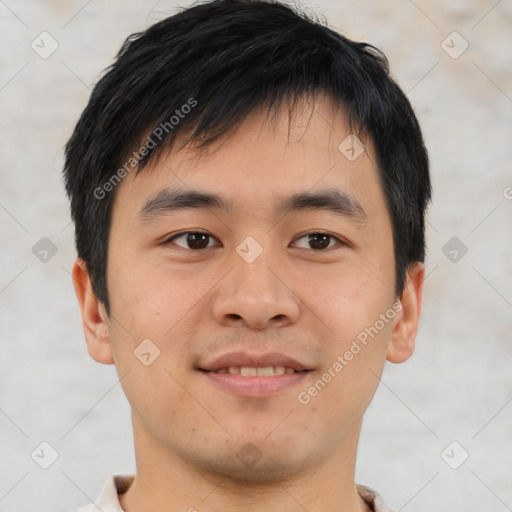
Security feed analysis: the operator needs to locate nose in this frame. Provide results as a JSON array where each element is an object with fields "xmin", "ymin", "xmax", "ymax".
[{"xmin": 211, "ymin": 250, "xmax": 301, "ymax": 330}]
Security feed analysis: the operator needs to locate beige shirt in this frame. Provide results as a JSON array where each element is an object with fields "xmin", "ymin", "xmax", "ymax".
[{"xmin": 73, "ymin": 475, "xmax": 396, "ymax": 512}]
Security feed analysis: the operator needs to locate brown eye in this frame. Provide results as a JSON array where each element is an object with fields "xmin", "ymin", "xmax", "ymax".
[
  {"xmin": 168, "ymin": 232, "xmax": 217, "ymax": 249},
  {"xmin": 292, "ymin": 233, "xmax": 341, "ymax": 250},
  {"xmin": 309, "ymin": 234, "xmax": 330, "ymax": 249}
]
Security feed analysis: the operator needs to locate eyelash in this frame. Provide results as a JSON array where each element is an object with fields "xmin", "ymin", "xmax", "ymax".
[{"xmin": 164, "ymin": 231, "xmax": 346, "ymax": 251}]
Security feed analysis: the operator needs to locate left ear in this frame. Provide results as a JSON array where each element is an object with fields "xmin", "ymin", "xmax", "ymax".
[{"xmin": 386, "ymin": 261, "xmax": 425, "ymax": 364}]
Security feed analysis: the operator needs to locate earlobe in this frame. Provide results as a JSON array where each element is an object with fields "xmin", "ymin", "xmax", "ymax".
[
  {"xmin": 386, "ymin": 261, "xmax": 425, "ymax": 364},
  {"xmin": 72, "ymin": 258, "xmax": 114, "ymax": 365}
]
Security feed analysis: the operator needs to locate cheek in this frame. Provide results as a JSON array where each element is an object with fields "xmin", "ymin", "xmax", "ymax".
[
  {"xmin": 294, "ymin": 258, "xmax": 391, "ymax": 337},
  {"xmin": 294, "ymin": 260, "xmax": 394, "ymax": 399},
  {"xmin": 118, "ymin": 363, "xmax": 202, "ymax": 440},
  {"xmin": 107, "ymin": 257, "xmax": 208, "ymax": 337},
  {"xmin": 298, "ymin": 321, "xmax": 392, "ymax": 430},
  {"xmin": 106, "ymin": 259, "xmax": 218, "ymax": 393}
]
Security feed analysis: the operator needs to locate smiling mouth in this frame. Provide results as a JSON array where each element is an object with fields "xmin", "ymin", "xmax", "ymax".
[
  {"xmin": 204, "ymin": 366, "xmax": 309, "ymax": 376},
  {"xmin": 197, "ymin": 351, "xmax": 314, "ymax": 396},
  {"xmin": 199, "ymin": 366, "xmax": 312, "ymax": 397}
]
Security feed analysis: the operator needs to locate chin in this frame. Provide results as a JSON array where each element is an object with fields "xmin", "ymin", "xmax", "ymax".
[{"xmin": 190, "ymin": 445, "xmax": 320, "ymax": 486}]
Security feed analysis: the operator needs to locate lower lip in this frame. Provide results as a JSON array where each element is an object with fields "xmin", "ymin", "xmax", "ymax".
[{"xmin": 200, "ymin": 370, "xmax": 310, "ymax": 397}]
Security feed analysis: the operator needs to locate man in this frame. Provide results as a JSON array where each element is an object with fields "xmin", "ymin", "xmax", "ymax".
[{"xmin": 64, "ymin": 0, "xmax": 431, "ymax": 510}]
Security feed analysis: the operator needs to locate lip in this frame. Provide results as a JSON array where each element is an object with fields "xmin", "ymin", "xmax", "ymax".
[
  {"xmin": 198, "ymin": 351, "xmax": 311, "ymax": 372},
  {"xmin": 201, "ymin": 371, "xmax": 310, "ymax": 397},
  {"xmin": 197, "ymin": 351, "xmax": 314, "ymax": 398}
]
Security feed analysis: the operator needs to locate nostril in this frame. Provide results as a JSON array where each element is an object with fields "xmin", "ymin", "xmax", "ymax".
[{"xmin": 227, "ymin": 313, "xmax": 243, "ymax": 320}]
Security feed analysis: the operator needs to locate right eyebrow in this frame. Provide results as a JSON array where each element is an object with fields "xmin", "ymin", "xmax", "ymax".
[{"xmin": 137, "ymin": 187, "xmax": 233, "ymax": 223}]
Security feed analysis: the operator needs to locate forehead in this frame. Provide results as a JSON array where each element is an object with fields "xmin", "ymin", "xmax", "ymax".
[{"xmin": 111, "ymin": 92, "xmax": 382, "ymax": 220}]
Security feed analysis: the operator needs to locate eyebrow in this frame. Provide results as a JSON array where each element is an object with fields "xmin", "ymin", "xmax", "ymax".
[
  {"xmin": 138, "ymin": 189, "xmax": 233, "ymax": 224},
  {"xmin": 280, "ymin": 189, "xmax": 367, "ymax": 224},
  {"xmin": 137, "ymin": 187, "xmax": 367, "ymax": 225}
]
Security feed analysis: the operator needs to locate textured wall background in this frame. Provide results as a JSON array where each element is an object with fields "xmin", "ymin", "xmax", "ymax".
[{"xmin": 1, "ymin": 1, "xmax": 511, "ymax": 511}]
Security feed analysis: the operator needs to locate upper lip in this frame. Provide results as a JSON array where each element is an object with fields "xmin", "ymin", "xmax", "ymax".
[{"xmin": 198, "ymin": 351, "xmax": 312, "ymax": 372}]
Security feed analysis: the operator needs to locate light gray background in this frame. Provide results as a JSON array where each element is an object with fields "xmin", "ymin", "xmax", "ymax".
[{"xmin": 1, "ymin": 1, "xmax": 511, "ymax": 511}]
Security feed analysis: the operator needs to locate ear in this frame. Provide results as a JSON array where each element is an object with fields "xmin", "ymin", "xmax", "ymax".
[
  {"xmin": 72, "ymin": 258, "xmax": 114, "ymax": 364},
  {"xmin": 386, "ymin": 261, "xmax": 425, "ymax": 364}
]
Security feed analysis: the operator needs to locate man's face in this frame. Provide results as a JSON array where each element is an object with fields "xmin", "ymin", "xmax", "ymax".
[{"xmin": 99, "ymin": 94, "xmax": 404, "ymax": 480}]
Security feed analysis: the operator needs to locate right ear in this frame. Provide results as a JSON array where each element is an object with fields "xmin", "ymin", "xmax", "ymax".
[{"xmin": 72, "ymin": 258, "xmax": 114, "ymax": 364}]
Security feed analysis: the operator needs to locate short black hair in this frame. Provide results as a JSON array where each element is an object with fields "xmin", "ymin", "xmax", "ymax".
[{"xmin": 64, "ymin": 0, "xmax": 431, "ymax": 316}]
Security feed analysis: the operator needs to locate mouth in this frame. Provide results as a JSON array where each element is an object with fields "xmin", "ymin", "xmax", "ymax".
[
  {"xmin": 204, "ymin": 366, "xmax": 305, "ymax": 376},
  {"xmin": 197, "ymin": 352, "xmax": 314, "ymax": 397}
]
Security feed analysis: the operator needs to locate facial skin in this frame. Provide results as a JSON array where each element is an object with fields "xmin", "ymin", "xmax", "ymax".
[{"xmin": 73, "ymin": 92, "xmax": 424, "ymax": 512}]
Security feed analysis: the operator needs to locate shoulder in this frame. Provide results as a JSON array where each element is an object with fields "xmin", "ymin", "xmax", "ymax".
[
  {"xmin": 70, "ymin": 475, "xmax": 135, "ymax": 512},
  {"xmin": 357, "ymin": 484, "xmax": 396, "ymax": 512}
]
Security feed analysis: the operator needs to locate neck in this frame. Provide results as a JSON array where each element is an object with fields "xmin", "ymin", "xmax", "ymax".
[{"xmin": 120, "ymin": 416, "xmax": 371, "ymax": 512}]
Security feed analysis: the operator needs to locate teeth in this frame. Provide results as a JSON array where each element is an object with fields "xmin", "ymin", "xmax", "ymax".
[
  {"xmin": 217, "ymin": 366, "xmax": 295, "ymax": 376},
  {"xmin": 240, "ymin": 367, "xmax": 257, "ymax": 377},
  {"xmin": 256, "ymin": 366, "xmax": 274, "ymax": 377}
]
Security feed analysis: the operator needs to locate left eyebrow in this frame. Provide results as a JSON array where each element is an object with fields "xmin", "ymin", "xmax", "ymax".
[{"xmin": 278, "ymin": 189, "xmax": 368, "ymax": 225}]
